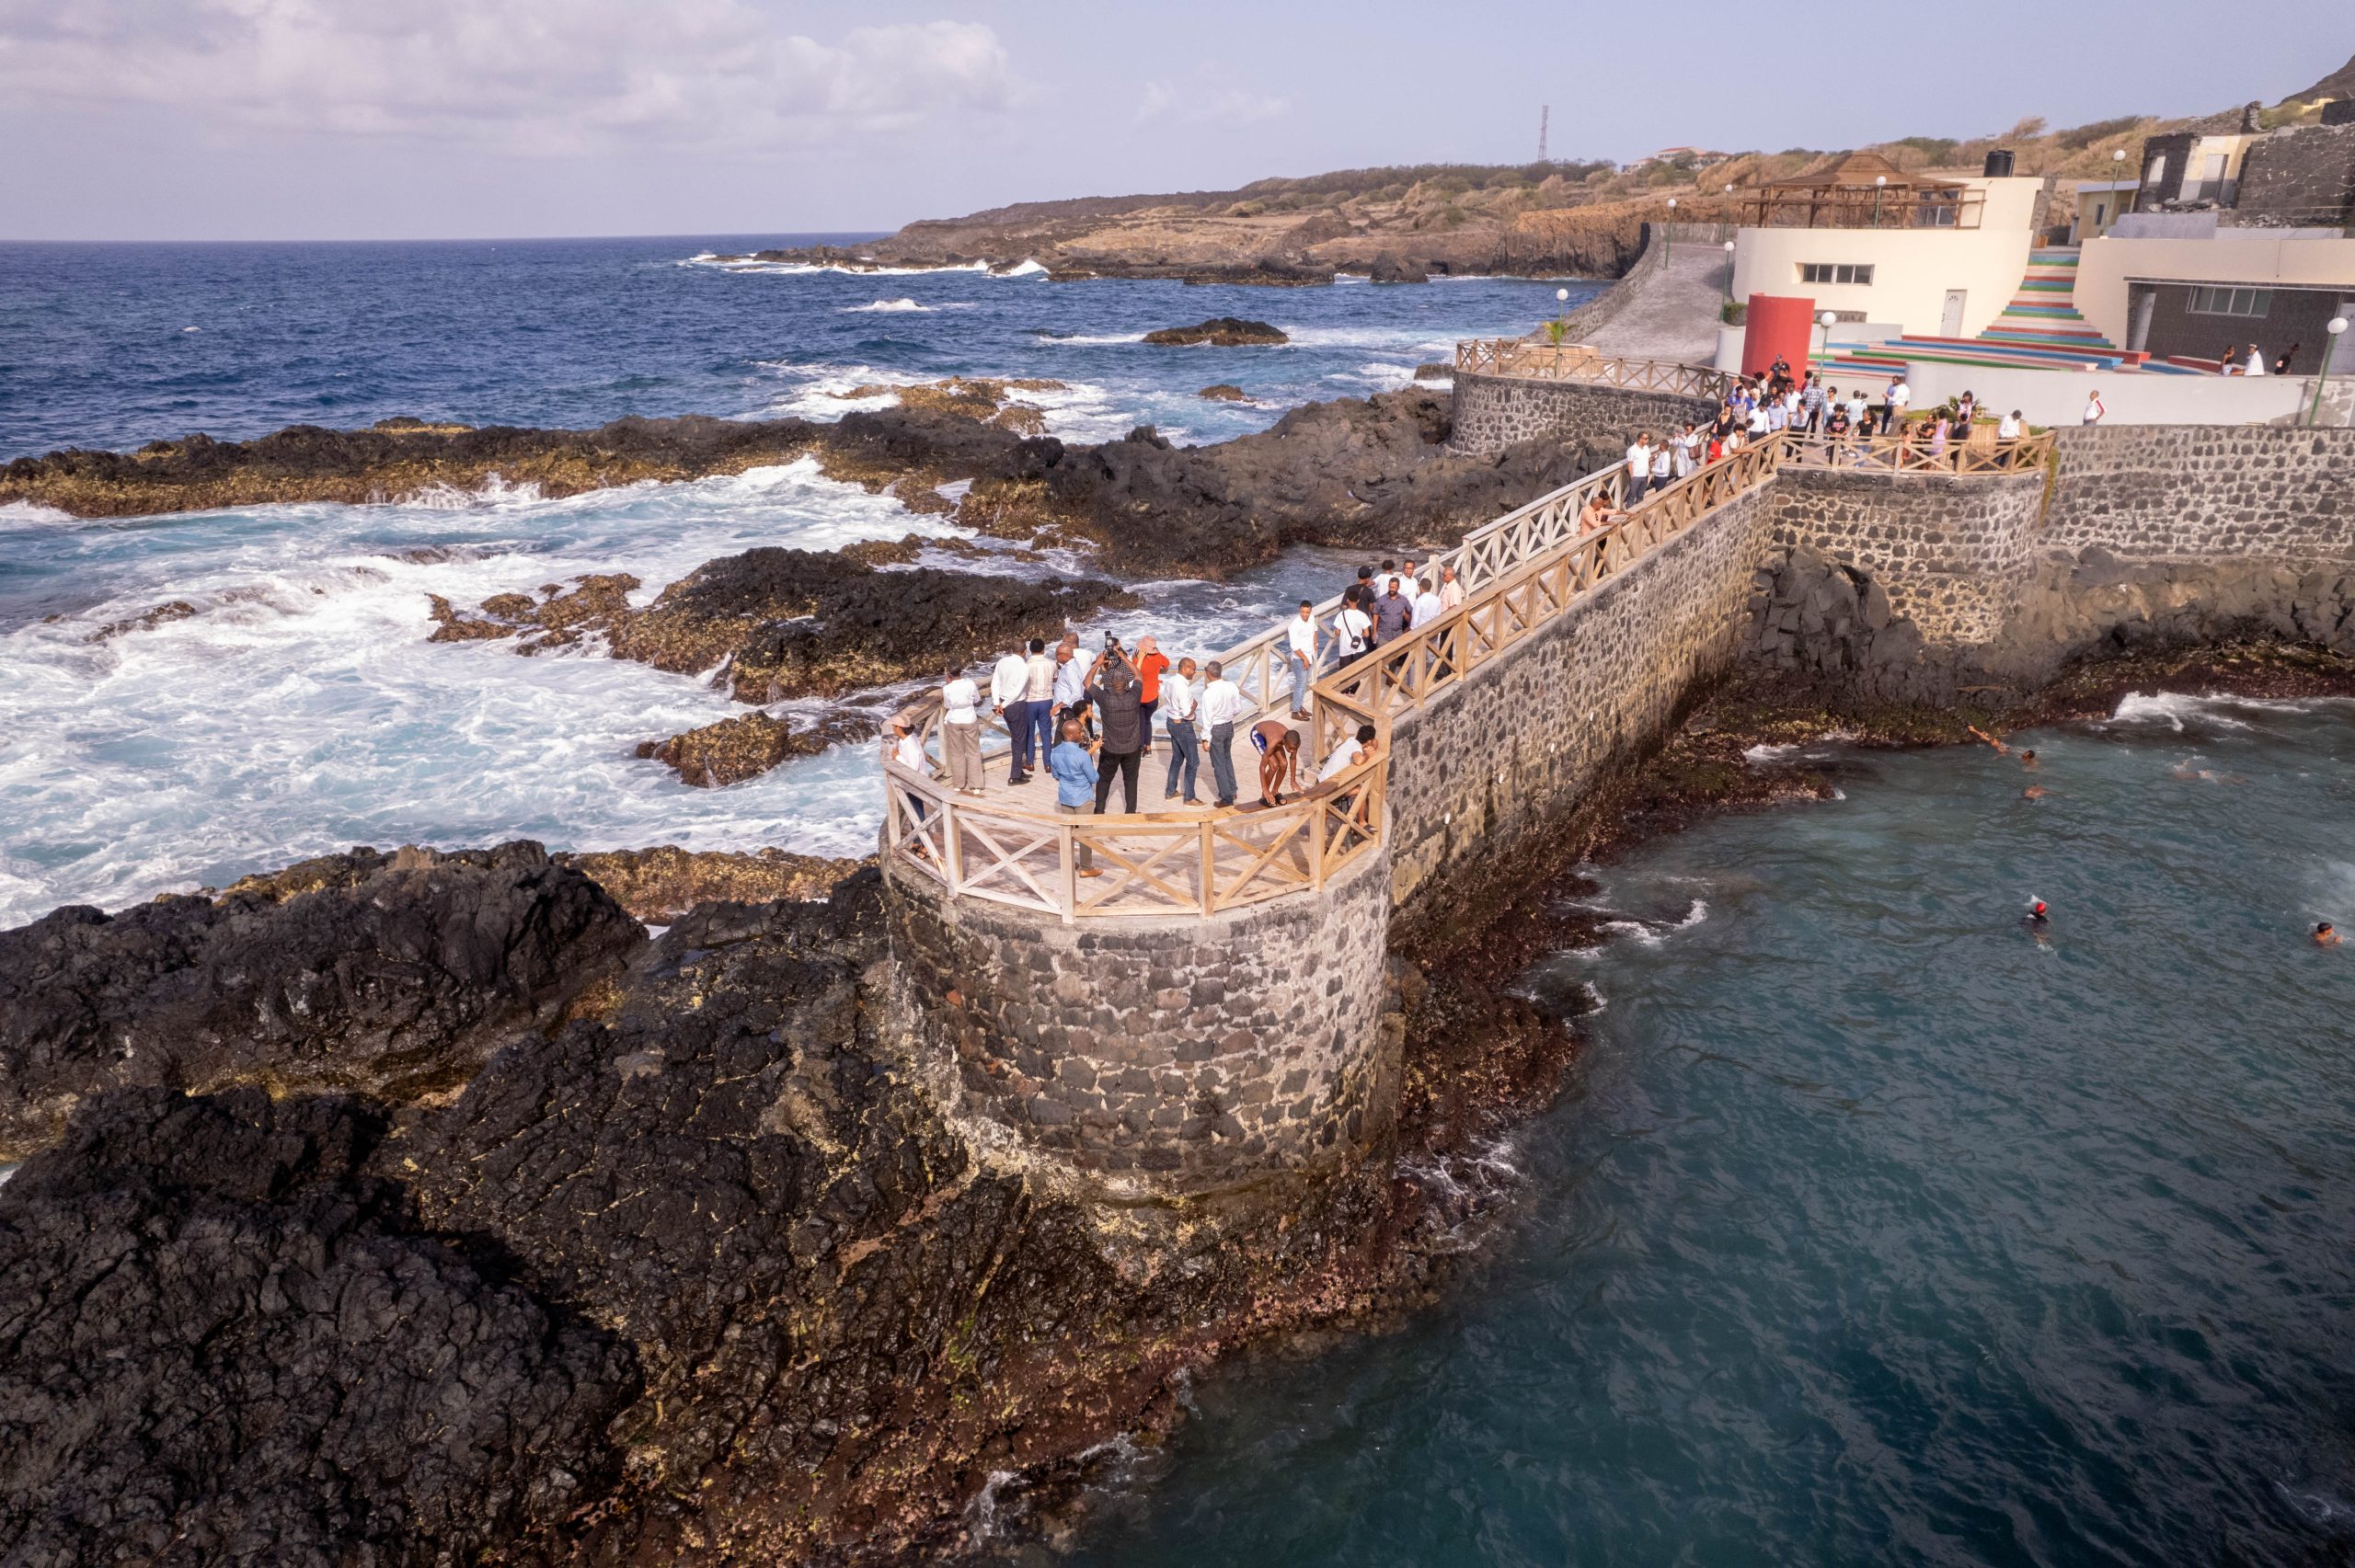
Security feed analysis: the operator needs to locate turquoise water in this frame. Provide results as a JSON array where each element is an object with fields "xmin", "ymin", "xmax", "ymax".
[{"xmin": 1065, "ymin": 695, "xmax": 2355, "ymax": 1567}]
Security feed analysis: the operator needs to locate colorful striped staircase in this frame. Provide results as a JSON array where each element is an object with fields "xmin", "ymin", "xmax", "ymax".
[
  {"xmin": 1817, "ymin": 248, "xmax": 2210, "ymax": 379},
  {"xmin": 1975, "ymin": 248, "xmax": 2119, "ymax": 355}
]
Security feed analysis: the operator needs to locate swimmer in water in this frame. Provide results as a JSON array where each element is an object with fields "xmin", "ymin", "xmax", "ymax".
[
  {"xmin": 2317, "ymin": 921, "xmax": 2341, "ymax": 947},
  {"xmin": 1968, "ymin": 725, "xmax": 2009, "ymax": 756},
  {"xmin": 2019, "ymin": 749, "xmax": 2039, "ymax": 769},
  {"xmin": 2168, "ymin": 759, "xmax": 2200, "ymax": 780},
  {"xmin": 2022, "ymin": 784, "xmax": 2048, "ymax": 799},
  {"xmin": 2022, "ymin": 898, "xmax": 2051, "ymax": 942}
]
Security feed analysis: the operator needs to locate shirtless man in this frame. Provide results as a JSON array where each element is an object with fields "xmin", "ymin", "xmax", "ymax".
[
  {"xmin": 2019, "ymin": 749, "xmax": 2039, "ymax": 769},
  {"xmin": 2317, "ymin": 921, "xmax": 2341, "ymax": 947},
  {"xmin": 1967, "ymin": 725, "xmax": 2009, "ymax": 756},
  {"xmin": 1248, "ymin": 718, "xmax": 1304, "ymax": 807}
]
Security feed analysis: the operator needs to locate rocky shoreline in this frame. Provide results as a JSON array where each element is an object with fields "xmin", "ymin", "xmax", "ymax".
[{"xmin": 5, "ymin": 632, "xmax": 2351, "ymax": 1562}]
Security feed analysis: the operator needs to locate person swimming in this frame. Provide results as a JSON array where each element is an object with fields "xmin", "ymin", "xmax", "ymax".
[
  {"xmin": 2022, "ymin": 784, "xmax": 2048, "ymax": 799},
  {"xmin": 2022, "ymin": 898, "xmax": 2051, "ymax": 943},
  {"xmin": 1968, "ymin": 725, "xmax": 2009, "ymax": 756},
  {"xmin": 2317, "ymin": 921, "xmax": 2341, "ymax": 947},
  {"xmin": 2019, "ymin": 749, "xmax": 2039, "ymax": 769}
]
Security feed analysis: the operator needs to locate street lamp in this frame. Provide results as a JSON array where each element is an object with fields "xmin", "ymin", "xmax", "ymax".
[
  {"xmin": 1722, "ymin": 240, "xmax": 1736, "ymax": 308},
  {"xmin": 1874, "ymin": 173, "xmax": 1887, "ymax": 227},
  {"xmin": 1665, "ymin": 197, "xmax": 1676, "ymax": 265},
  {"xmin": 2311, "ymin": 315, "xmax": 2349, "ymax": 427},
  {"xmin": 1818, "ymin": 309, "xmax": 1838, "ymax": 377},
  {"xmin": 1723, "ymin": 180, "xmax": 1735, "ymax": 234},
  {"xmin": 1555, "ymin": 286, "xmax": 1569, "ymax": 348}
]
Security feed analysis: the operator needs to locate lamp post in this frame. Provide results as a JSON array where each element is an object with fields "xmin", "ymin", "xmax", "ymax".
[
  {"xmin": 1874, "ymin": 173, "xmax": 1887, "ymax": 228},
  {"xmin": 1724, "ymin": 180, "xmax": 1735, "ymax": 236},
  {"xmin": 1818, "ymin": 309, "xmax": 1838, "ymax": 379},
  {"xmin": 2311, "ymin": 315, "xmax": 2349, "ymax": 427},
  {"xmin": 1665, "ymin": 197, "xmax": 1676, "ymax": 265},
  {"xmin": 1722, "ymin": 240, "xmax": 1735, "ymax": 309},
  {"xmin": 1555, "ymin": 286, "xmax": 1569, "ymax": 349}
]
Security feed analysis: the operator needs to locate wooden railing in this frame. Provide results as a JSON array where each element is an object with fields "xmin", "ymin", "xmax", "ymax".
[
  {"xmin": 882, "ymin": 750, "xmax": 1384, "ymax": 922},
  {"xmin": 1731, "ymin": 188, "xmax": 1985, "ymax": 231},
  {"xmin": 879, "ymin": 423, "xmax": 2056, "ymax": 921},
  {"xmin": 1784, "ymin": 428, "xmax": 2056, "ymax": 475},
  {"xmin": 1453, "ymin": 341, "xmax": 1734, "ymax": 400},
  {"xmin": 1308, "ymin": 437, "xmax": 1788, "ymax": 756}
]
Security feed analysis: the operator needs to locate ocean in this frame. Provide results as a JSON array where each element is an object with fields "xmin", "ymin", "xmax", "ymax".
[
  {"xmin": 1064, "ymin": 696, "xmax": 2355, "ymax": 1567},
  {"xmin": 0, "ymin": 235, "xmax": 1597, "ymax": 924}
]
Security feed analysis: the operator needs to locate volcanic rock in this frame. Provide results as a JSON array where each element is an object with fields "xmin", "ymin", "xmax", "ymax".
[
  {"xmin": 1199, "ymin": 383, "xmax": 1250, "ymax": 402},
  {"xmin": 87, "ymin": 601, "xmax": 197, "ymax": 642},
  {"xmin": 554, "ymin": 845, "xmax": 866, "ymax": 921},
  {"xmin": 611, "ymin": 547, "xmax": 1132, "ymax": 702},
  {"xmin": 1369, "ymin": 251, "xmax": 1430, "ymax": 283},
  {"xmin": 0, "ymin": 841, "xmax": 642, "ymax": 1162},
  {"xmin": 633, "ymin": 708, "xmax": 881, "ymax": 787},
  {"xmin": 1142, "ymin": 317, "xmax": 1290, "ymax": 347},
  {"xmin": 0, "ymin": 1087, "xmax": 638, "ymax": 1566}
]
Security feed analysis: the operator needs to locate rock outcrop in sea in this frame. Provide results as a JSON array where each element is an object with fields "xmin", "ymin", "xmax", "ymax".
[{"xmin": 1141, "ymin": 317, "xmax": 1289, "ymax": 346}]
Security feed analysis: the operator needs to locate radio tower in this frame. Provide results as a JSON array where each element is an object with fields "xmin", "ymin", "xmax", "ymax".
[{"xmin": 1538, "ymin": 105, "xmax": 1549, "ymax": 163}]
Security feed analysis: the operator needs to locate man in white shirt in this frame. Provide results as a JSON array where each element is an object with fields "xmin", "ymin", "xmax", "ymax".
[
  {"xmin": 1997, "ymin": 409, "xmax": 2022, "ymax": 440},
  {"xmin": 1334, "ymin": 597, "xmax": 1373, "ymax": 666},
  {"xmin": 2082, "ymin": 390, "xmax": 2106, "ymax": 426},
  {"xmin": 883, "ymin": 716, "xmax": 933, "ymax": 835},
  {"xmin": 1410, "ymin": 577, "xmax": 1446, "ymax": 631},
  {"xmin": 1624, "ymin": 435, "xmax": 1654, "ymax": 505},
  {"xmin": 990, "ymin": 644, "xmax": 1033, "ymax": 784},
  {"xmin": 940, "ymin": 665, "xmax": 984, "ymax": 794},
  {"xmin": 1884, "ymin": 377, "xmax": 1911, "ymax": 435},
  {"xmin": 1283, "ymin": 601, "xmax": 1319, "ymax": 720},
  {"xmin": 1199, "ymin": 660, "xmax": 1243, "ymax": 807},
  {"xmin": 1051, "ymin": 635, "xmax": 1087, "ymax": 732},
  {"xmin": 1021, "ymin": 637, "xmax": 1056, "ymax": 772},
  {"xmin": 1160, "ymin": 656, "xmax": 1203, "ymax": 803},
  {"xmin": 2246, "ymin": 345, "xmax": 2266, "ymax": 376},
  {"xmin": 1315, "ymin": 724, "xmax": 1381, "ymax": 819}
]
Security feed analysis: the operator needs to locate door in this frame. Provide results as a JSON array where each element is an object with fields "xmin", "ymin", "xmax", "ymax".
[{"xmin": 1940, "ymin": 290, "xmax": 1967, "ymax": 337}]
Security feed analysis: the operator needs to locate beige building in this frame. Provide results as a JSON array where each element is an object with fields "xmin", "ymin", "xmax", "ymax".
[
  {"xmin": 2075, "ymin": 227, "xmax": 2355, "ymax": 370},
  {"xmin": 1727, "ymin": 155, "xmax": 2046, "ymax": 339},
  {"xmin": 2071, "ymin": 179, "xmax": 2138, "ymax": 243}
]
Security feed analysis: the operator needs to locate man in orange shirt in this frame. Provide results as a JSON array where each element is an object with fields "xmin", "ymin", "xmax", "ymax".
[{"xmin": 1133, "ymin": 635, "xmax": 1171, "ymax": 758}]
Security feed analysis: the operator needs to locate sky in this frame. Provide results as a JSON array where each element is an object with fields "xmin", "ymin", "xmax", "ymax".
[{"xmin": 1, "ymin": 1, "xmax": 2345, "ymax": 241}]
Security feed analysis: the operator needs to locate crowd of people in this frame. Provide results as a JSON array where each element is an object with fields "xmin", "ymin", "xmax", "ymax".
[
  {"xmin": 2217, "ymin": 342, "xmax": 2300, "ymax": 377},
  {"xmin": 1595, "ymin": 359, "xmax": 2037, "ymax": 515},
  {"xmin": 889, "ymin": 600, "xmax": 1403, "ymax": 843}
]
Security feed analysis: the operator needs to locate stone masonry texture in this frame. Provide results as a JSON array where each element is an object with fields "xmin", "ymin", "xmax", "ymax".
[
  {"xmin": 1769, "ymin": 466, "xmax": 2049, "ymax": 643},
  {"xmin": 2232, "ymin": 123, "xmax": 2355, "ymax": 227},
  {"xmin": 2045, "ymin": 426, "xmax": 2355, "ymax": 559},
  {"xmin": 1448, "ymin": 370, "xmax": 1715, "ymax": 459},
  {"xmin": 883, "ymin": 846, "xmax": 1396, "ymax": 1198}
]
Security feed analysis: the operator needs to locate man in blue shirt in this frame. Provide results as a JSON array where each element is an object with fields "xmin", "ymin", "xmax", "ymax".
[{"xmin": 1048, "ymin": 718, "xmax": 1101, "ymax": 876}]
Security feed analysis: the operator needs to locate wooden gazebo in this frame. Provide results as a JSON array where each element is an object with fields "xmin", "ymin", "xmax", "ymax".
[{"xmin": 1731, "ymin": 153, "xmax": 1982, "ymax": 230}]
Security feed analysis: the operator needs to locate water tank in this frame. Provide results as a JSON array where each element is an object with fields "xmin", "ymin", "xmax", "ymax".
[
  {"xmin": 1983, "ymin": 148, "xmax": 2016, "ymax": 177},
  {"xmin": 1741, "ymin": 294, "xmax": 1820, "ymax": 380}
]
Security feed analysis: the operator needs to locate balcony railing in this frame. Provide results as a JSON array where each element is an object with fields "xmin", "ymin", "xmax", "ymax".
[{"xmin": 1732, "ymin": 189, "xmax": 1983, "ymax": 231}]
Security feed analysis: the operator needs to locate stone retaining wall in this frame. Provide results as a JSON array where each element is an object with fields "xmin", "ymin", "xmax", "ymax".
[
  {"xmin": 2045, "ymin": 426, "xmax": 2355, "ymax": 560},
  {"xmin": 882, "ymin": 846, "xmax": 1396, "ymax": 1201},
  {"xmin": 1383, "ymin": 486, "xmax": 1776, "ymax": 928},
  {"xmin": 1768, "ymin": 466, "xmax": 2050, "ymax": 643},
  {"xmin": 1447, "ymin": 369, "xmax": 1715, "ymax": 459}
]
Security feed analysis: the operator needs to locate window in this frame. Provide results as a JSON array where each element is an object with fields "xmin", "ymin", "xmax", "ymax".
[
  {"xmin": 1798, "ymin": 262, "xmax": 1875, "ymax": 285},
  {"xmin": 2147, "ymin": 155, "xmax": 2169, "ymax": 186},
  {"xmin": 2187, "ymin": 285, "xmax": 2272, "ymax": 317}
]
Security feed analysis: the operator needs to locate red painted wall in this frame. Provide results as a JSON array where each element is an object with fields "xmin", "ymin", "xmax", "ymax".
[{"xmin": 1743, "ymin": 293, "xmax": 1818, "ymax": 378}]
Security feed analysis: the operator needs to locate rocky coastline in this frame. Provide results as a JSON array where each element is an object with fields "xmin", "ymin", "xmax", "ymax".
[{"xmin": 6, "ymin": 613, "xmax": 2353, "ymax": 1562}]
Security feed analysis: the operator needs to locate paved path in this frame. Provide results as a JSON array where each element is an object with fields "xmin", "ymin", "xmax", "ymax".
[{"xmin": 1583, "ymin": 246, "xmax": 1732, "ymax": 367}]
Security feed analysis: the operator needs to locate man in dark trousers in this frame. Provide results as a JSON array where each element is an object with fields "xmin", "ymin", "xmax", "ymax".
[{"xmin": 1089, "ymin": 655, "xmax": 1145, "ymax": 814}]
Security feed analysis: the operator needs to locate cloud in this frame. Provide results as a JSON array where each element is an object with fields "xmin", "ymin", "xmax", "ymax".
[
  {"xmin": 1133, "ymin": 69, "xmax": 1291, "ymax": 130},
  {"xmin": 0, "ymin": 2, "xmax": 1017, "ymax": 155}
]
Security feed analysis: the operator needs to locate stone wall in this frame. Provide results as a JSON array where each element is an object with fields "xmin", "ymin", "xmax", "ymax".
[
  {"xmin": 1382, "ymin": 486, "xmax": 1776, "ymax": 927},
  {"xmin": 882, "ymin": 845, "xmax": 1396, "ymax": 1201},
  {"xmin": 2046, "ymin": 426, "xmax": 2355, "ymax": 560},
  {"xmin": 1768, "ymin": 465, "xmax": 2051, "ymax": 643},
  {"xmin": 1447, "ymin": 369, "xmax": 1715, "ymax": 459},
  {"xmin": 2232, "ymin": 123, "xmax": 2355, "ymax": 226}
]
